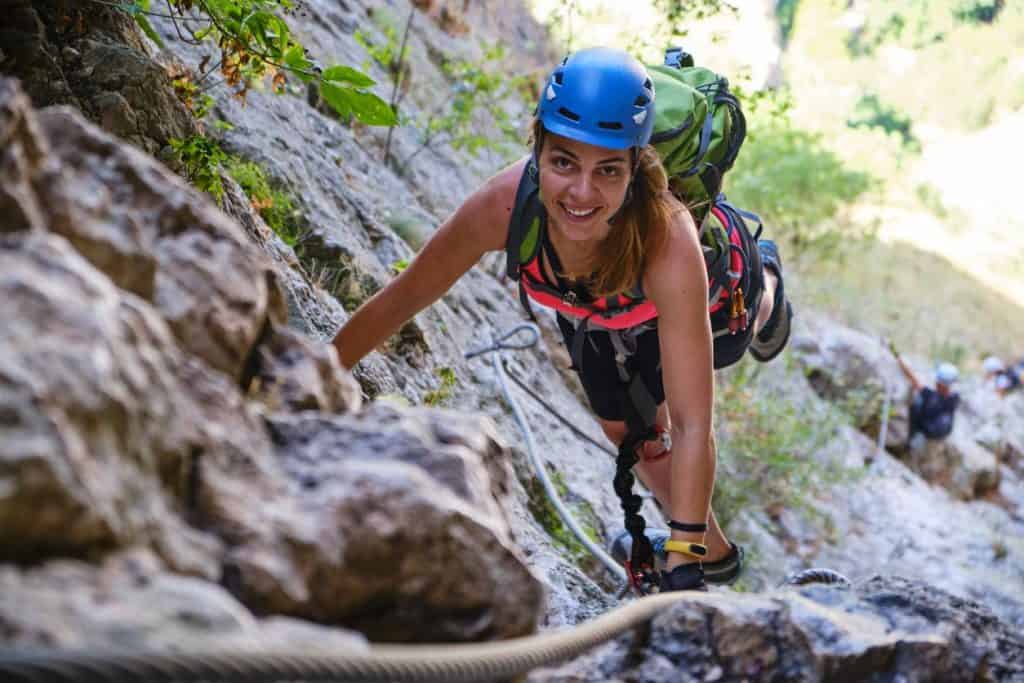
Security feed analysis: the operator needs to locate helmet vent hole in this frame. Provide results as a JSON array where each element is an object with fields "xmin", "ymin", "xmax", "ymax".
[
  {"xmin": 598, "ymin": 121, "xmax": 623, "ymax": 130},
  {"xmin": 553, "ymin": 71, "xmax": 564, "ymax": 85},
  {"xmin": 634, "ymin": 95, "xmax": 650, "ymax": 107},
  {"xmin": 557, "ymin": 107, "xmax": 580, "ymax": 122},
  {"xmin": 643, "ymin": 78, "xmax": 653, "ymax": 91}
]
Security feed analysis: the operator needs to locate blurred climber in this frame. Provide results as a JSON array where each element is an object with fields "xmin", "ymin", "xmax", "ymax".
[
  {"xmin": 984, "ymin": 355, "xmax": 1023, "ymax": 397},
  {"xmin": 892, "ymin": 344, "xmax": 960, "ymax": 451}
]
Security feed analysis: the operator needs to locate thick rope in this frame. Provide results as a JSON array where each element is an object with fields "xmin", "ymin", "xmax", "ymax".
[
  {"xmin": 781, "ymin": 568, "xmax": 852, "ymax": 587},
  {"xmin": 0, "ymin": 569, "xmax": 851, "ymax": 683},
  {"xmin": 0, "ymin": 592, "xmax": 694, "ymax": 683}
]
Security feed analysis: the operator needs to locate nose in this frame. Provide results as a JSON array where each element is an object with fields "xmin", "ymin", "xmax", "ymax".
[{"xmin": 567, "ymin": 173, "xmax": 597, "ymax": 203}]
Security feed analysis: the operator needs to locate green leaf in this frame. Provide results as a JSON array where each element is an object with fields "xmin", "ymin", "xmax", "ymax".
[
  {"xmin": 283, "ymin": 44, "xmax": 314, "ymax": 82},
  {"xmin": 322, "ymin": 65, "xmax": 376, "ymax": 88},
  {"xmin": 134, "ymin": 13, "xmax": 165, "ymax": 48},
  {"xmin": 320, "ymin": 81, "xmax": 355, "ymax": 119},
  {"xmin": 345, "ymin": 88, "xmax": 397, "ymax": 126},
  {"xmin": 322, "ymin": 82, "xmax": 397, "ymax": 126}
]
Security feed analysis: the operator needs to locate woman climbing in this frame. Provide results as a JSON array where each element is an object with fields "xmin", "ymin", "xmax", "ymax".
[{"xmin": 333, "ymin": 47, "xmax": 793, "ymax": 592}]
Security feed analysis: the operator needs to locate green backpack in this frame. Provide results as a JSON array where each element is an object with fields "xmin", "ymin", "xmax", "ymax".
[{"xmin": 647, "ymin": 47, "xmax": 746, "ymax": 224}]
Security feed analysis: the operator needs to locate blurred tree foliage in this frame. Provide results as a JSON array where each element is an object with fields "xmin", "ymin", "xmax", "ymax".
[{"xmin": 847, "ymin": 94, "xmax": 920, "ymax": 153}]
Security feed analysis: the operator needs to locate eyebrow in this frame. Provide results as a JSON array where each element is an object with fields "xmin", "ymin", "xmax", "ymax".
[{"xmin": 550, "ymin": 145, "xmax": 627, "ymax": 165}]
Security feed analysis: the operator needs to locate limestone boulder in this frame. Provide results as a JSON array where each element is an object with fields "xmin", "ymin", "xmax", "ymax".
[
  {"xmin": 248, "ymin": 322, "xmax": 362, "ymax": 414},
  {"xmin": 264, "ymin": 404, "xmax": 544, "ymax": 641},
  {"xmin": 0, "ymin": 77, "xmax": 277, "ymax": 381},
  {"xmin": 790, "ymin": 313, "xmax": 910, "ymax": 449},
  {"xmin": 0, "ymin": 231, "xmax": 226, "ymax": 577},
  {"xmin": 0, "ymin": 548, "xmax": 367, "ymax": 652},
  {"xmin": 0, "ymin": 78, "xmax": 542, "ymax": 643},
  {"xmin": 0, "ymin": 1, "xmax": 197, "ymax": 154}
]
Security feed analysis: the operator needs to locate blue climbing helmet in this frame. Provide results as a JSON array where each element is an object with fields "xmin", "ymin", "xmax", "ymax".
[{"xmin": 536, "ymin": 47, "xmax": 656, "ymax": 151}]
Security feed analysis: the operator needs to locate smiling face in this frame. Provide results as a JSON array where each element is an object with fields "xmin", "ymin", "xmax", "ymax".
[{"xmin": 537, "ymin": 132, "xmax": 632, "ymax": 244}]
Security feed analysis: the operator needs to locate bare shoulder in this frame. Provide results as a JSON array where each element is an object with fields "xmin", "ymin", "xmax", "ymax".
[
  {"xmin": 455, "ymin": 156, "xmax": 529, "ymax": 253},
  {"xmin": 648, "ymin": 201, "xmax": 703, "ymax": 276}
]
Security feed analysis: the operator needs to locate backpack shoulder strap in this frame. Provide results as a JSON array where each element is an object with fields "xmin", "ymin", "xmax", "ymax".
[{"xmin": 506, "ymin": 159, "xmax": 544, "ymax": 280}]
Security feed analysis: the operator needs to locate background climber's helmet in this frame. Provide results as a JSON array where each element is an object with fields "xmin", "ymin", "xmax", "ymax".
[
  {"xmin": 983, "ymin": 356, "xmax": 1004, "ymax": 374},
  {"xmin": 536, "ymin": 47, "xmax": 656, "ymax": 151},
  {"xmin": 935, "ymin": 363, "xmax": 959, "ymax": 386}
]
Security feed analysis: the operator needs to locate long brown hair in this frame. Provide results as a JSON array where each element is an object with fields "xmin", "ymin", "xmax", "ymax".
[{"xmin": 533, "ymin": 122, "xmax": 682, "ymax": 298}]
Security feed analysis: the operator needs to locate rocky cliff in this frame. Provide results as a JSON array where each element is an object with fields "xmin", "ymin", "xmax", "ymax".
[{"xmin": 1, "ymin": 1, "xmax": 1023, "ymax": 681}]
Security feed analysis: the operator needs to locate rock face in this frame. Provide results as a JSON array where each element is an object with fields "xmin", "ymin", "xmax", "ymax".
[
  {"xmin": 0, "ymin": 1, "xmax": 198, "ymax": 155},
  {"xmin": 0, "ymin": 76, "xmax": 542, "ymax": 642},
  {"xmin": 0, "ymin": 548, "xmax": 369, "ymax": 653},
  {"xmin": 530, "ymin": 576, "xmax": 1024, "ymax": 683},
  {"xmin": 265, "ymin": 405, "xmax": 543, "ymax": 641}
]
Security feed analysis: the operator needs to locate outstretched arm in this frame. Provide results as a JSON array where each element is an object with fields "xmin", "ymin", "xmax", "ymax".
[
  {"xmin": 332, "ymin": 159, "xmax": 524, "ymax": 368},
  {"xmin": 645, "ymin": 207, "xmax": 715, "ymax": 571},
  {"xmin": 893, "ymin": 351, "xmax": 922, "ymax": 393}
]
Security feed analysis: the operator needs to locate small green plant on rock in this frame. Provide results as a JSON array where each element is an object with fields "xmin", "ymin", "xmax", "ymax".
[
  {"xmin": 423, "ymin": 366, "xmax": 458, "ymax": 406},
  {"xmin": 404, "ymin": 43, "xmax": 530, "ymax": 167},
  {"xmin": 169, "ymin": 134, "xmax": 229, "ymax": 199},
  {"xmin": 226, "ymin": 158, "xmax": 305, "ymax": 246},
  {"xmin": 518, "ymin": 461, "xmax": 603, "ymax": 568}
]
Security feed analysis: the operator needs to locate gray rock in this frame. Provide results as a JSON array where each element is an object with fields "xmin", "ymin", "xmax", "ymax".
[
  {"xmin": 531, "ymin": 577, "xmax": 1024, "ymax": 683},
  {"xmin": 0, "ymin": 548, "xmax": 368, "ymax": 652},
  {"xmin": 264, "ymin": 404, "xmax": 544, "ymax": 641},
  {"xmin": 32, "ymin": 105, "xmax": 278, "ymax": 381},
  {"xmin": 0, "ymin": 77, "xmax": 544, "ymax": 643},
  {"xmin": 0, "ymin": 230, "xmax": 225, "ymax": 578},
  {"xmin": 0, "ymin": 1, "xmax": 198, "ymax": 154}
]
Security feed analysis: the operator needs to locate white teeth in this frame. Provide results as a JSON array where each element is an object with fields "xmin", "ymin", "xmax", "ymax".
[{"xmin": 564, "ymin": 205, "xmax": 597, "ymax": 217}]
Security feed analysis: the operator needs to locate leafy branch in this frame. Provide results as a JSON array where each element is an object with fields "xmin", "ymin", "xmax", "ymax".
[{"xmin": 111, "ymin": 0, "xmax": 396, "ymax": 125}]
